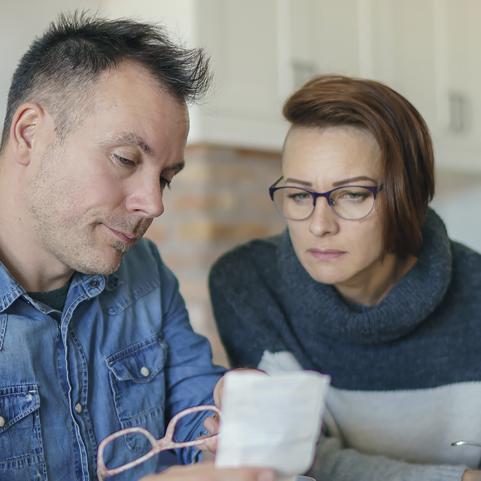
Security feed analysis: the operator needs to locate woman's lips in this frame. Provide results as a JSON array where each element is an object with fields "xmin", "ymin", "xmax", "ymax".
[{"xmin": 307, "ymin": 249, "xmax": 346, "ymax": 261}]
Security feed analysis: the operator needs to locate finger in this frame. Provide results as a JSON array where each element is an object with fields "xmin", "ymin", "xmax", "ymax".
[
  {"xmin": 213, "ymin": 377, "xmax": 224, "ymax": 408},
  {"xmin": 203, "ymin": 415, "xmax": 220, "ymax": 434},
  {"xmin": 197, "ymin": 435, "xmax": 218, "ymax": 453}
]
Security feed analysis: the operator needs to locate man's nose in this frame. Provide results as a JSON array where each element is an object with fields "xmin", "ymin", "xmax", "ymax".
[{"xmin": 126, "ymin": 181, "xmax": 165, "ymax": 218}]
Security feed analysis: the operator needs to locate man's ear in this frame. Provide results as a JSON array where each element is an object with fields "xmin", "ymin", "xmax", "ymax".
[{"xmin": 10, "ymin": 102, "xmax": 47, "ymax": 166}]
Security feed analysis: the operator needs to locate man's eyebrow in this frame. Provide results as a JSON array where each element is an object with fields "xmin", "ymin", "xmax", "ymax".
[{"xmin": 106, "ymin": 132, "xmax": 154, "ymax": 155}]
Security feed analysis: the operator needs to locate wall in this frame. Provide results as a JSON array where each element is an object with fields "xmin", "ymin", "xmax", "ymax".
[
  {"xmin": 432, "ymin": 170, "xmax": 481, "ymax": 252},
  {"xmin": 0, "ymin": 0, "xmax": 101, "ymax": 123}
]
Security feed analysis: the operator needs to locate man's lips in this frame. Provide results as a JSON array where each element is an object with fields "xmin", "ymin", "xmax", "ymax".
[
  {"xmin": 106, "ymin": 226, "xmax": 139, "ymax": 243},
  {"xmin": 307, "ymin": 248, "xmax": 346, "ymax": 260}
]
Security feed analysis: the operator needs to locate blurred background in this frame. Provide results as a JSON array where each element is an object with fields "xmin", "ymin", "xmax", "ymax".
[{"xmin": 1, "ymin": 0, "xmax": 480, "ymax": 366}]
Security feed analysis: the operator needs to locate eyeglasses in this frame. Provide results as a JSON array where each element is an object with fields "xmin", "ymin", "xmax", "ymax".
[
  {"xmin": 269, "ymin": 177, "xmax": 383, "ymax": 221},
  {"xmin": 97, "ymin": 405, "xmax": 221, "ymax": 480}
]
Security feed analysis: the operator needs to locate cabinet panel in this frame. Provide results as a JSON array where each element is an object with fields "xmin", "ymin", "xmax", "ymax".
[
  {"xmin": 369, "ymin": 0, "xmax": 437, "ymax": 128},
  {"xmin": 198, "ymin": 0, "xmax": 281, "ymax": 120}
]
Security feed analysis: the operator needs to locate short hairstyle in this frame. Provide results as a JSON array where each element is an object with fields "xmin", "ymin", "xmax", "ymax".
[
  {"xmin": 0, "ymin": 11, "xmax": 211, "ymax": 150},
  {"xmin": 283, "ymin": 75, "xmax": 435, "ymax": 258}
]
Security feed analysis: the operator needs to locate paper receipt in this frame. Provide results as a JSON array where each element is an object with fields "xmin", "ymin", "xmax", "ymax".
[{"xmin": 215, "ymin": 370, "xmax": 330, "ymax": 478}]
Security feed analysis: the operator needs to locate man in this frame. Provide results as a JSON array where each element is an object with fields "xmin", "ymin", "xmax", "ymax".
[{"xmin": 0, "ymin": 12, "xmax": 252, "ymax": 481}]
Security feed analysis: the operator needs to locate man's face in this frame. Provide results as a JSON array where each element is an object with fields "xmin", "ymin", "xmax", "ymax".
[
  {"xmin": 25, "ymin": 61, "xmax": 188, "ymax": 276},
  {"xmin": 282, "ymin": 125, "xmax": 386, "ymax": 290}
]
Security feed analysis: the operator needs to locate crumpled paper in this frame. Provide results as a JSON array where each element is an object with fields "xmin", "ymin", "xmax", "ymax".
[{"xmin": 215, "ymin": 370, "xmax": 330, "ymax": 480}]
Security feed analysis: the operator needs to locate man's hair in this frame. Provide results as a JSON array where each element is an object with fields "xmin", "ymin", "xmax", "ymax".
[
  {"xmin": 283, "ymin": 74, "xmax": 435, "ymax": 258},
  {"xmin": 0, "ymin": 11, "xmax": 211, "ymax": 150}
]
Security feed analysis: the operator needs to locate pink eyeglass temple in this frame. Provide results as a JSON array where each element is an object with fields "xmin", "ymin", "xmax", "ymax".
[{"xmin": 97, "ymin": 404, "xmax": 221, "ymax": 480}]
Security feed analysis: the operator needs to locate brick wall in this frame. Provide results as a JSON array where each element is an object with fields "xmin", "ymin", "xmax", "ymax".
[
  {"xmin": 146, "ymin": 146, "xmax": 481, "ymax": 367},
  {"xmin": 146, "ymin": 145, "xmax": 284, "ymax": 367}
]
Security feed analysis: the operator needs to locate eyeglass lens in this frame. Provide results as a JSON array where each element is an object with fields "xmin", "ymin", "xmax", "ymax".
[
  {"xmin": 102, "ymin": 430, "xmax": 155, "ymax": 472},
  {"xmin": 171, "ymin": 409, "xmax": 220, "ymax": 442},
  {"xmin": 272, "ymin": 186, "xmax": 376, "ymax": 220}
]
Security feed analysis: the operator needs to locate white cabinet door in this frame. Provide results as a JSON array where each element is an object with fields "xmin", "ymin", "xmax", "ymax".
[
  {"xmin": 366, "ymin": 0, "xmax": 481, "ymax": 173},
  {"xmin": 434, "ymin": 0, "xmax": 481, "ymax": 172},
  {"xmin": 195, "ymin": 0, "xmax": 289, "ymax": 150},
  {"xmin": 366, "ymin": 0, "xmax": 438, "ymax": 130},
  {"xmin": 194, "ymin": 0, "xmax": 365, "ymax": 149}
]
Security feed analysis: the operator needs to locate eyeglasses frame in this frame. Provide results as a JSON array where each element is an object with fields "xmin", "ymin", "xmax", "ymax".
[
  {"xmin": 97, "ymin": 404, "xmax": 221, "ymax": 480},
  {"xmin": 268, "ymin": 176, "xmax": 383, "ymax": 221}
]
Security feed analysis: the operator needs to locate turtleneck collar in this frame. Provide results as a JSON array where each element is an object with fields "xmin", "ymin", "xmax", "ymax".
[{"xmin": 277, "ymin": 209, "xmax": 452, "ymax": 344}]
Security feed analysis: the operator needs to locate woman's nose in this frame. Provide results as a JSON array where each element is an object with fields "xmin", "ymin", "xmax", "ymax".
[{"xmin": 308, "ymin": 196, "xmax": 339, "ymax": 237}]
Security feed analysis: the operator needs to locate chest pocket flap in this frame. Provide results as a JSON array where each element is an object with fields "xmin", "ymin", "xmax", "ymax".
[
  {"xmin": 106, "ymin": 337, "xmax": 168, "ymax": 440},
  {"xmin": 0, "ymin": 383, "xmax": 46, "ymax": 478},
  {"xmin": 0, "ymin": 384, "xmax": 40, "ymax": 434},
  {"xmin": 107, "ymin": 337, "xmax": 167, "ymax": 384}
]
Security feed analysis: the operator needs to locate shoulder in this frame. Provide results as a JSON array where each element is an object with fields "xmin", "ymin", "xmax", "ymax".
[
  {"xmin": 209, "ymin": 233, "xmax": 283, "ymax": 287},
  {"xmin": 116, "ymin": 238, "xmax": 177, "ymax": 287},
  {"xmin": 451, "ymin": 240, "xmax": 481, "ymax": 286},
  {"xmin": 119, "ymin": 238, "xmax": 160, "ymax": 270}
]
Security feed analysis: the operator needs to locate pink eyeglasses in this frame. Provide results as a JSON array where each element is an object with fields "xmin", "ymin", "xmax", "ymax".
[{"xmin": 97, "ymin": 405, "xmax": 221, "ymax": 480}]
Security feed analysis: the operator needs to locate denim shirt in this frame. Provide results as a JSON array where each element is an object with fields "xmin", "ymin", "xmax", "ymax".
[{"xmin": 0, "ymin": 239, "xmax": 225, "ymax": 481}]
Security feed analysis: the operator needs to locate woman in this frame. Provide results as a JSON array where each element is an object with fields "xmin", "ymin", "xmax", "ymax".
[{"xmin": 209, "ymin": 75, "xmax": 481, "ymax": 481}]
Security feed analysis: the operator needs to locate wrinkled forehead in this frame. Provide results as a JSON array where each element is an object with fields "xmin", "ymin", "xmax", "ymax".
[{"xmin": 282, "ymin": 125, "xmax": 382, "ymax": 178}]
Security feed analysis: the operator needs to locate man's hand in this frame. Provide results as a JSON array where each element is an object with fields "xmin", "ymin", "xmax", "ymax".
[
  {"xmin": 462, "ymin": 470, "xmax": 481, "ymax": 481},
  {"xmin": 140, "ymin": 462, "xmax": 276, "ymax": 481}
]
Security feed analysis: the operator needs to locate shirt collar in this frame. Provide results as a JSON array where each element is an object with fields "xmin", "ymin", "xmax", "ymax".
[
  {"xmin": 0, "ymin": 263, "xmax": 120, "ymax": 312},
  {"xmin": 0, "ymin": 262, "xmax": 25, "ymax": 312}
]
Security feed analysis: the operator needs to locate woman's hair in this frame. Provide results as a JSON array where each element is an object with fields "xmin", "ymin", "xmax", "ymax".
[{"xmin": 283, "ymin": 75, "xmax": 435, "ymax": 257}]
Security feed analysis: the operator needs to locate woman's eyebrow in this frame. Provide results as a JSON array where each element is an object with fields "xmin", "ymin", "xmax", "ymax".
[
  {"xmin": 284, "ymin": 176, "xmax": 377, "ymax": 187},
  {"xmin": 332, "ymin": 176, "xmax": 377, "ymax": 186},
  {"xmin": 284, "ymin": 177, "xmax": 312, "ymax": 186}
]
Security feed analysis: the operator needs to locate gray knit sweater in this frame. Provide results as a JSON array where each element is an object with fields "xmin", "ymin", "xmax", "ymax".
[{"xmin": 209, "ymin": 210, "xmax": 481, "ymax": 481}]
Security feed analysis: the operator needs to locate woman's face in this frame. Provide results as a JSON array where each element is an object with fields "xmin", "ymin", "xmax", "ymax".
[{"xmin": 282, "ymin": 125, "xmax": 388, "ymax": 293}]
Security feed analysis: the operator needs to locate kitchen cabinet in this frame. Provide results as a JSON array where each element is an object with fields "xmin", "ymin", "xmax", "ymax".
[{"xmin": 194, "ymin": 0, "xmax": 481, "ymax": 171}]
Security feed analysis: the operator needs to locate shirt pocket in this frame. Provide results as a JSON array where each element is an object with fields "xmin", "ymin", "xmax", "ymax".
[
  {"xmin": 0, "ymin": 384, "xmax": 48, "ymax": 481},
  {"xmin": 106, "ymin": 335, "xmax": 167, "ymax": 452}
]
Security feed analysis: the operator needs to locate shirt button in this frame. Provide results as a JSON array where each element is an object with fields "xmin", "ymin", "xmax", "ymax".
[
  {"xmin": 89, "ymin": 280, "xmax": 99, "ymax": 289},
  {"xmin": 74, "ymin": 403, "xmax": 83, "ymax": 414},
  {"xmin": 140, "ymin": 366, "xmax": 150, "ymax": 377},
  {"xmin": 0, "ymin": 416, "xmax": 5, "ymax": 428}
]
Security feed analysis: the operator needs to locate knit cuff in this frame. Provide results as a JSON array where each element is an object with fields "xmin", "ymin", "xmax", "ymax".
[{"xmin": 407, "ymin": 464, "xmax": 467, "ymax": 481}]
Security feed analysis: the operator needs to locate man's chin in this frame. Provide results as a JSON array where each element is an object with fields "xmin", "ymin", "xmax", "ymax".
[{"xmin": 75, "ymin": 252, "xmax": 124, "ymax": 276}]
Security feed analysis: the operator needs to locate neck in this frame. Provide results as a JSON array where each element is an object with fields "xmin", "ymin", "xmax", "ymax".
[
  {"xmin": 335, "ymin": 253, "xmax": 417, "ymax": 306},
  {"xmin": 0, "ymin": 167, "xmax": 73, "ymax": 292}
]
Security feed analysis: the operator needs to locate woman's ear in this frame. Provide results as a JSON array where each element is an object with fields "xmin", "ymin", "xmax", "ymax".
[{"xmin": 10, "ymin": 102, "xmax": 46, "ymax": 166}]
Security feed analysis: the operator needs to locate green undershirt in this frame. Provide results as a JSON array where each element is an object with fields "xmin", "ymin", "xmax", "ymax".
[{"xmin": 28, "ymin": 282, "xmax": 70, "ymax": 312}]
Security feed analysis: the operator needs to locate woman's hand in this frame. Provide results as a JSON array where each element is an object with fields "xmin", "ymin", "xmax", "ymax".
[{"xmin": 462, "ymin": 469, "xmax": 481, "ymax": 481}]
